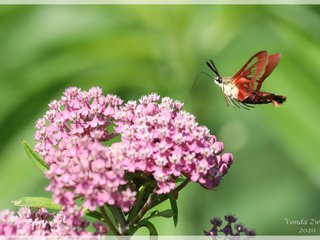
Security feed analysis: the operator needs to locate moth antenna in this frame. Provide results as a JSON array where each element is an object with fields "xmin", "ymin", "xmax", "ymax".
[
  {"xmin": 206, "ymin": 61, "xmax": 217, "ymax": 74},
  {"xmin": 206, "ymin": 60, "xmax": 220, "ymax": 77},
  {"xmin": 209, "ymin": 59, "xmax": 221, "ymax": 77}
]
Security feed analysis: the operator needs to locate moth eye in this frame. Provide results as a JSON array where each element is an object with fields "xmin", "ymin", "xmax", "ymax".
[{"xmin": 216, "ymin": 77, "xmax": 222, "ymax": 84}]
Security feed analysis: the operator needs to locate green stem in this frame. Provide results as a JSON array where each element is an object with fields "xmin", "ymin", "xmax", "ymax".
[
  {"xmin": 124, "ymin": 178, "xmax": 190, "ymax": 234},
  {"xmin": 152, "ymin": 178, "xmax": 190, "ymax": 209},
  {"xmin": 128, "ymin": 180, "xmax": 156, "ymax": 222},
  {"xmin": 99, "ymin": 206, "xmax": 120, "ymax": 235},
  {"xmin": 128, "ymin": 192, "xmax": 157, "ymax": 227},
  {"xmin": 108, "ymin": 205, "xmax": 126, "ymax": 234}
]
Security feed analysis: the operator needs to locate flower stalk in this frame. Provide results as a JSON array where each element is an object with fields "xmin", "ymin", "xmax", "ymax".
[
  {"xmin": 123, "ymin": 178, "xmax": 190, "ymax": 235},
  {"xmin": 100, "ymin": 207, "xmax": 120, "ymax": 235},
  {"xmin": 108, "ymin": 205, "xmax": 127, "ymax": 234}
]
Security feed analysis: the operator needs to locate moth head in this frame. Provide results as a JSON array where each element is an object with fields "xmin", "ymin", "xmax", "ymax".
[{"xmin": 214, "ymin": 76, "xmax": 223, "ymax": 87}]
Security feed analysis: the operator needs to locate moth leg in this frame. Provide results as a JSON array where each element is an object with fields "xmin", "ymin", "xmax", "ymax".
[
  {"xmin": 223, "ymin": 94, "xmax": 230, "ymax": 107},
  {"xmin": 222, "ymin": 84, "xmax": 230, "ymax": 107},
  {"xmin": 242, "ymin": 102, "xmax": 255, "ymax": 108},
  {"xmin": 239, "ymin": 102, "xmax": 251, "ymax": 110},
  {"xmin": 230, "ymin": 98, "xmax": 240, "ymax": 109},
  {"xmin": 243, "ymin": 105, "xmax": 251, "ymax": 111}
]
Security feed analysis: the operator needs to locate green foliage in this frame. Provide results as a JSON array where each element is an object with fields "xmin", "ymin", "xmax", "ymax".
[
  {"xmin": 128, "ymin": 180, "xmax": 157, "ymax": 223},
  {"xmin": 84, "ymin": 210, "xmax": 104, "ymax": 221},
  {"xmin": 142, "ymin": 209, "xmax": 175, "ymax": 222},
  {"xmin": 169, "ymin": 194, "xmax": 178, "ymax": 228},
  {"xmin": 0, "ymin": 5, "xmax": 319, "ymax": 235},
  {"xmin": 137, "ymin": 220, "xmax": 158, "ymax": 236},
  {"xmin": 13, "ymin": 197, "xmax": 61, "ymax": 210},
  {"xmin": 21, "ymin": 139, "xmax": 48, "ymax": 172}
]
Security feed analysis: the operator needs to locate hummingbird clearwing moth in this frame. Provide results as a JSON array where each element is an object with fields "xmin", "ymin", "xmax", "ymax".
[{"xmin": 207, "ymin": 51, "xmax": 286, "ymax": 109}]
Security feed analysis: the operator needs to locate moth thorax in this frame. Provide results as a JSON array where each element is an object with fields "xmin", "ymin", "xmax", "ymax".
[{"xmin": 218, "ymin": 78, "xmax": 238, "ymax": 99}]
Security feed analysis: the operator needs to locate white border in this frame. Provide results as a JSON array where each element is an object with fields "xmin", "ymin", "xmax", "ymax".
[{"xmin": 0, "ymin": 0, "xmax": 319, "ymax": 4}]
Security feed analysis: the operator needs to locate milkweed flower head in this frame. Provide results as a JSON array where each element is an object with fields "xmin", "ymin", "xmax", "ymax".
[
  {"xmin": 114, "ymin": 93, "xmax": 233, "ymax": 194},
  {"xmin": 34, "ymin": 87, "xmax": 122, "ymax": 161},
  {"xmin": 34, "ymin": 87, "xmax": 134, "ymax": 225},
  {"xmin": 33, "ymin": 87, "xmax": 233, "ymax": 235},
  {"xmin": 46, "ymin": 136, "xmax": 136, "ymax": 216},
  {"xmin": 0, "ymin": 207, "xmax": 107, "ymax": 236}
]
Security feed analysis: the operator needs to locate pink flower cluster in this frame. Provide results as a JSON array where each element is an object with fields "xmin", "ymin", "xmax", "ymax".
[
  {"xmin": 31, "ymin": 87, "xmax": 233, "ymax": 235},
  {"xmin": 46, "ymin": 136, "xmax": 136, "ymax": 214},
  {"xmin": 34, "ymin": 87, "xmax": 135, "ymax": 231},
  {"xmin": 114, "ymin": 93, "xmax": 233, "ymax": 193},
  {"xmin": 35, "ymin": 87, "xmax": 122, "ymax": 160},
  {"xmin": 0, "ymin": 207, "xmax": 107, "ymax": 236}
]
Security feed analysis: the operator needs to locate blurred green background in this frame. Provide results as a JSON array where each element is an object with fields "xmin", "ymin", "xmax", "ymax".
[{"xmin": 0, "ymin": 5, "xmax": 319, "ymax": 235}]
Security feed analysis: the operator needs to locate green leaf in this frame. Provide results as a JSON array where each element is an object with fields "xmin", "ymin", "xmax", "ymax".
[
  {"xmin": 142, "ymin": 209, "xmax": 174, "ymax": 223},
  {"xmin": 21, "ymin": 139, "xmax": 48, "ymax": 172},
  {"xmin": 138, "ymin": 220, "xmax": 158, "ymax": 236},
  {"xmin": 85, "ymin": 210, "xmax": 104, "ymax": 221},
  {"xmin": 128, "ymin": 180, "xmax": 156, "ymax": 222},
  {"xmin": 156, "ymin": 209, "xmax": 174, "ymax": 218},
  {"xmin": 146, "ymin": 210, "xmax": 159, "ymax": 220},
  {"xmin": 169, "ymin": 194, "xmax": 178, "ymax": 228},
  {"xmin": 13, "ymin": 197, "xmax": 61, "ymax": 210},
  {"xmin": 174, "ymin": 177, "xmax": 186, "ymax": 183}
]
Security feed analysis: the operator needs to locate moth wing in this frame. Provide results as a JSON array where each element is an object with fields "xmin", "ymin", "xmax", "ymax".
[
  {"xmin": 231, "ymin": 51, "xmax": 269, "ymax": 101},
  {"xmin": 232, "ymin": 51, "xmax": 268, "ymax": 82},
  {"xmin": 255, "ymin": 53, "xmax": 281, "ymax": 91}
]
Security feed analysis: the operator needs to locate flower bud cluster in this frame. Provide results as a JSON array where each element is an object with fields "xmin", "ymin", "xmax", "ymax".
[{"xmin": 204, "ymin": 214, "xmax": 256, "ymax": 236}]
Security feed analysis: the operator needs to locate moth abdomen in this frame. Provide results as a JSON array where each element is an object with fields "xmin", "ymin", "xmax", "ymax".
[{"xmin": 242, "ymin": 91, "xmax": 286, "ymax": 106}]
